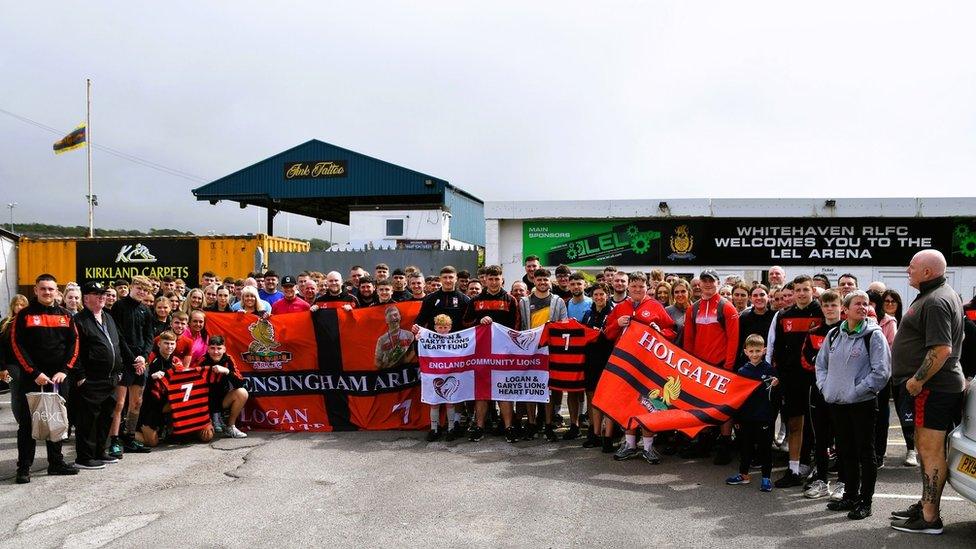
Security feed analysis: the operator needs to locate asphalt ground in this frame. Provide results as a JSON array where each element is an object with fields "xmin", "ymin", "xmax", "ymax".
[{"xmin": 0, "ymin": 395, "xmax": 973, "ymax": 548}]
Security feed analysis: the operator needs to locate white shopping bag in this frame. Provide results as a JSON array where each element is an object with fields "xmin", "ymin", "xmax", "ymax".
[{"xmin": 27, "ymin": 384, "xmax": 69, "ymax": 442}]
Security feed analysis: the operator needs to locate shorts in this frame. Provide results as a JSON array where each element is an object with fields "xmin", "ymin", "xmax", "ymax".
[
  {"xmin": 120, "ymin": 365, "xmax": 147, "ymax": 387},
  {"xmin": 137, "ymin": 392, "xmax": 165, "ymax": 431},
  {"xmin": 906, "ymin": 385, "xmax": 964, "ymax": 431},
  {"xmin": 780, "ymin": 371, "xmax": 814, "ymax": 418}
]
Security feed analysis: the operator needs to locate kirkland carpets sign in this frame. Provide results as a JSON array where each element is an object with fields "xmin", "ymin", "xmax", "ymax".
[
  {"xmin": 76, "ymin": 239, "xmax": 199, "ymax": 285},
  {"xmin": 524, "ymin": 219, "xmax": 976, "ymax": 267}
]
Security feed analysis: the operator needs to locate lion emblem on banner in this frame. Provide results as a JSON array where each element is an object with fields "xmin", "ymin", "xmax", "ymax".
[{"xmin": 639, "ymin": 376, "xmax": 682, "ymax": 412}]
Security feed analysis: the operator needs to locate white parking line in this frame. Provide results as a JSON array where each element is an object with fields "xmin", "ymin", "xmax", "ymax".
[{"xmin": 872, "ymin": 493, "xmax": 964, "ymax": 502}]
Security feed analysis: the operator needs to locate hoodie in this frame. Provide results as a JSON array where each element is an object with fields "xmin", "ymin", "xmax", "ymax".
[{"xmin": 814, "ymin": 320, "xmax": 891, "ymax": 405}]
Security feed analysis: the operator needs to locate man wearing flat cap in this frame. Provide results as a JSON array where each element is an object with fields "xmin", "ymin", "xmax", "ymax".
[{"xmin": 71, "ymin": 281, "xmax": 125, "ymax": 470}]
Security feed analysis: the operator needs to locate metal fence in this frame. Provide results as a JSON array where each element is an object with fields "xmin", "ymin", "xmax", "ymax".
[{"xmin": 269, "ymin": 249, "xmax": 480, "ymax": 277}]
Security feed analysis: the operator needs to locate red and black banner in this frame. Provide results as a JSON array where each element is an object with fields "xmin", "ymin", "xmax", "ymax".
[
  {"xmin": 206, "ymin": 302, "xmax": 428, "ymax": 431},
  {"xmin": 593, "ymin": 325, "xmax": 760, "ymax": 437}
]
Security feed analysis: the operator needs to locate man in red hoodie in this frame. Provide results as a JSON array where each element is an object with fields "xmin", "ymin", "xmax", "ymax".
[
  {"xmin": 682, "ymin": 269, "xmax": 740, "ymax": 464},
  {"xmin": 603, "ymin": 271, "xmax": 676, "ymax": 465}
]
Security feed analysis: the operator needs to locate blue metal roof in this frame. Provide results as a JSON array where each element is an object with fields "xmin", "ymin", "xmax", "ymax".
[{"xmin": 192, "ymin": 139, "xmax": 483, "ymax": 226}]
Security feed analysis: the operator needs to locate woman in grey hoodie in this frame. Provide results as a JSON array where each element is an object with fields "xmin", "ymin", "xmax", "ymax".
[{"xmin": 815, "ymin": 290, "xmax": 891, "ymax": 521}]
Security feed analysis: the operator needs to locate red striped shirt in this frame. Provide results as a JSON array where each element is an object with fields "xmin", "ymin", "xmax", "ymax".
[{"xmin": 542, "ymin": 319, "xmax": 600, "ymax": 392}]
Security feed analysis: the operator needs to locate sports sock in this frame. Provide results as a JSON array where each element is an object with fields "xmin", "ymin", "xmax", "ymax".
[
  {"xmin": 643, "ymin": 435, "xmax": 654, "ymax": 452},
  {"xmin": 625, "ymin": 434, "xmax": 637, "ymax": 449},
  {"xmin": 789, "ymin": 460, "xmax": 800, "ymax": 474},
  {"xmin": 125, "ymin": 411, "xmax": 139, "ymax": 435},
  {"xmin": 429, "ymin": 407, "xmax": 440, "ymax": 430}
]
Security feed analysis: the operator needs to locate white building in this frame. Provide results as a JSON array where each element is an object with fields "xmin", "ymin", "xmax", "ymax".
[
  {"xmin": 486, "ymin": 197, "xmax": 976, "ymax": 302},
  {"xmin": 346, "ymin": 208, "xmax": 473, "ymax": 250},
  {"xmin": 0, "ymin": 228, "xmax": 18, "ymax": 312}
]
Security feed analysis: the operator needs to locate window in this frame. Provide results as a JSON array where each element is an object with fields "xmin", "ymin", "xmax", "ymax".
[{"xmin": 385, "ymin": 218, "xmax": 404, "ymax": 237}]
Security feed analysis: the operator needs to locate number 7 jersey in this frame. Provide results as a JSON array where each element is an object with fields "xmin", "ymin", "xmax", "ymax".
[
  {"xmin": 153, "ymin": 366, "xmax": 225, "ymax": 435},
  {"xmin": 541, "ymin": 319, "xmax": 600, "ymax": 392}
]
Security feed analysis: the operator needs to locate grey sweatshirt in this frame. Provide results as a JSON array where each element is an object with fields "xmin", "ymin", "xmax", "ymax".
[{"xmin": 814, "ymin": 321, "xmax": 891, "ymax": 405}]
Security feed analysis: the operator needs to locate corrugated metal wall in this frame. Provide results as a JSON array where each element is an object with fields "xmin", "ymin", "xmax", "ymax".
[
  {"xmin": 270, "ymin": 250, "xmax": 479, "ymax": 279},
  {"xmin": 444, "ymin": 188, "xmax": 485, "ymax": 246}
]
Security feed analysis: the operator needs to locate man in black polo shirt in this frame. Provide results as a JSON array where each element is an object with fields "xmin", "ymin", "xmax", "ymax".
[{"xmin": 890, "ymin": 250, "xmax": 966, "ymax": 535}]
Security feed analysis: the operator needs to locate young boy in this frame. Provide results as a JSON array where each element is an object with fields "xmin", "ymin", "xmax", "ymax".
[
  {"xmin": 137, "ymin": 331, "xmax": 184, "ymax": 447},
  {"xmin": 151, "ymin": 336, "xmax": 234, "ymax": 444},
  {"xmin": 801, "ymin": 289, "xmax": 845, "ymax": 500},
  {"xmin": 424, "ymin": 314, "xmax": 460, "ymax": 442},
  {"xmin": 727, "ymin": 334, "xmax": 778, "ymax": 492},
  {"xmin": 197, "ymin": 336, "xmax": 250, "ymax": 439}
]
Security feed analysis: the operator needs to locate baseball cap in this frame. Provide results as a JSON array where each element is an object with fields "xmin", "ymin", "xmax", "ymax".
[
  {"xmin": 699, "ymin": 269, "xmax": 720, "ymax": 282},
  {"xmin": 82, "ymin": 281, "xmax": 107, "ymax": 295},
  {"xmin": 280, "ymin": 275, "xmax": 297, "ymax": 287}
]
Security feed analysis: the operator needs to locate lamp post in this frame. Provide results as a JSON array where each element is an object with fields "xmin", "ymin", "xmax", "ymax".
[{"xmin": 5, "ymin": 202, "xmax": 15, "ymax": 232}]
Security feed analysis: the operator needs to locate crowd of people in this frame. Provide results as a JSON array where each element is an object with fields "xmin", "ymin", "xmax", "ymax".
[{"xmin": 1, "ymin": 251, "xmax": 974, "ymax": 535}]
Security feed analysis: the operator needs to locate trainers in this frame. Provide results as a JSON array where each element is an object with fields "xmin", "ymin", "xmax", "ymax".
[
  {"xmin": 425, "ymin": 429, "xmax": 441, "ymax": 442},
  {"xmin": 582, "ymin": 432, "xmax": 600, "ymax": 448},
  {"xmin": 521, "ymin": 423, "xmax": 538, "ymax": 441},
  {"xmin": 562, "ymin": 424, "xmax": 581, "ymax": 441},
  {"xmin": 47, "ymin": 462, "xmax": 79, "ymax": 476},
  {"xmin": 827, "ymin": 498, "xmax": 858, "ymax": 512},
  {"xmin": 96, "ymin": 455, "xmax": 119, "ymax": 465},
  {"xmin": 903, "ymin": 450, "xmax": 919, "ymax": 467},
  {"xmin": 890, "ymin": 501, "xmax": 922, "ymax": 521},
  {"xmin": 803, "ymin": 480, "xmax": 830, "ymax": 499},
  {"xmin": 726, "ymin": 474, "xmax": 750, "ymax": 485},
  {"xmin": 74, "ymin": 459, "xmax": 105, "ymax": 470},
  {"xmin": 468, "ymin": 425, "xmax": 485, "ymax": 442},
  {"xmin": 760, "ymin": 477, "xmax": 773, "ymax": 492},
  {"xmin": 123, "ymin": 438, "xmax": 152, "ymax": 453},
  {"xmin": 108, "ymin": 438, "xmax": 124, "ymax": 459},
  {"xmin": 15, "ymin": 468, "xmax": 30, "ymax": 484},
  {"xmin": 613, "ymin": 445, "xmax": 640, "ymax": 461},
  {"xmin": 211, "ymin": 413, "xmax": 226, "ymax": 435},
  {"xmin": 601, "ymin": 437, "xmax": 616, "ymax": 454},
  {"xmin": 445, "ymin": 423, "xmax": 462, "ymax": 442},
  {"xmin": 641, "ymin": 447, "xmax": 662, "ymax": 465},
  {"xmin": 774, "ymin": 470, "xmax": 802, "ymax": 488},
  {"xmin": 226, "ymin": 425, "xmax": 248, "ymax": 439},
  {"xmin": 890, "ymin": 515, "xmax": 944, "ymax": 535},
  {"xmin": 544, "ymin": 424, "xmax": 559, "ymax": 442},
  {"xmin": 848, "ymin": 501, "xmax": 872, "ymax": 520},
  {"xmin": 829, "ymin": 482, "xmax": 846, "ymax": 502},
  {"xmin": 504, "ymin": 426, "xmax": 519, "ymax": 443}
]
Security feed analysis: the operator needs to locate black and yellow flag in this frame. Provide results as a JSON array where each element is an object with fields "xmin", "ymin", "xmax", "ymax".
[{"xmin": 53, "ymin": 123, "xmax": 86, "ymax": 154}]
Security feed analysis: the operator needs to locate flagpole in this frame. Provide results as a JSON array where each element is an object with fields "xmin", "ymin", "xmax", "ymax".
[{"xmin": 86, "ymin": 78, "xmax": 93, "ymax": 238}]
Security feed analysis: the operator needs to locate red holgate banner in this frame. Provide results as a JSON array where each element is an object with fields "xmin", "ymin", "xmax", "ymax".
[{"xmin": 592, "ymin": 325, "xmax": 761, "ymax": 437}]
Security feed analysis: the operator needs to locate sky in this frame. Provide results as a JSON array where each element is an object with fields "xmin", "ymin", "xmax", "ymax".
[{"xmin": 1, "ymin": 2, "xmax": 974, "ymax": 243}]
